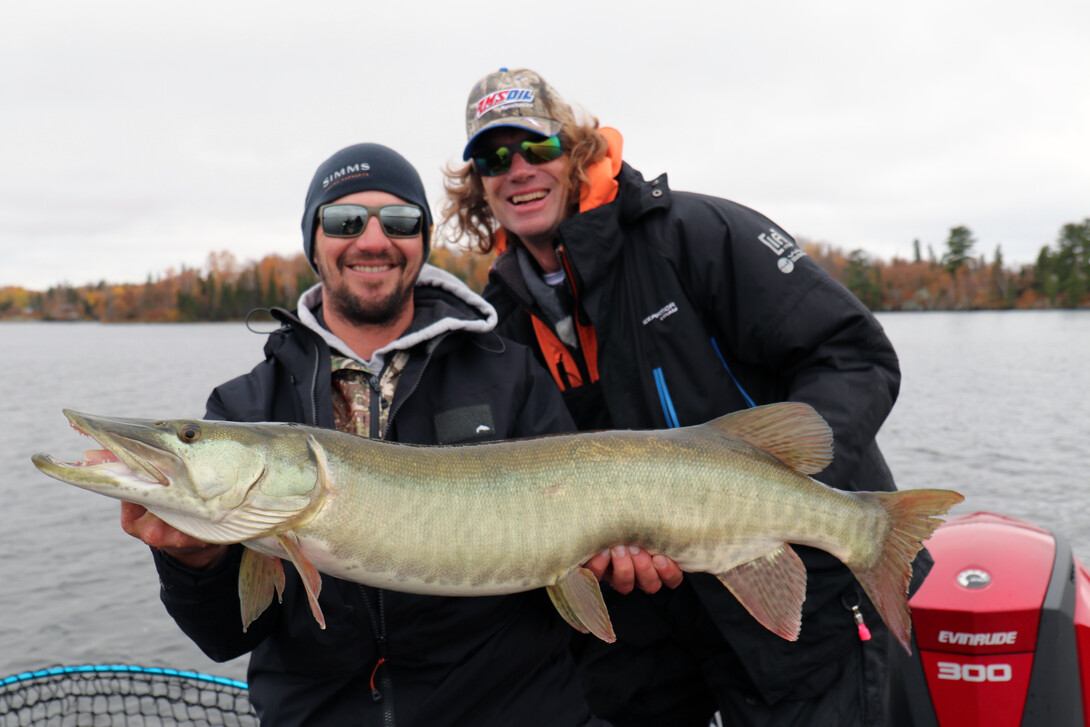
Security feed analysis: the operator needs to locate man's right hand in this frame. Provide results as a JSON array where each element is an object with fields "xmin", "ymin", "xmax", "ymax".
[
  {"xmin": 120, "ymin": 502, "xmax": 229, "ymax": 570},
  {"xmin": 584, "ymin": 545, "xmax": 684, "ymax": 594}
]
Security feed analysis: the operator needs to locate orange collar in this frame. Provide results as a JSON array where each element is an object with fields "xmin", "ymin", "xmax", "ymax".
[{"xmin": 579, "ymin": 127, "xmax": 623, "ymax": 212}]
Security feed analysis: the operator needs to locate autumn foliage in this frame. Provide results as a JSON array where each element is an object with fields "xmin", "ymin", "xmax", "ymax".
[
  {"xmin": 3, "ymin": 219, "xmax": 1087, "ymax": 321},
  {"xmin": 2, "ymin": 252, "xmax": 319, "ymax": 322}
]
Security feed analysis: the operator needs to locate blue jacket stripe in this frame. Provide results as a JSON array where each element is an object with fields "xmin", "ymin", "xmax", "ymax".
[
  {"xmin": 652, "ymin": 367, "xmax": 681, "ymax": 428},
  {"xmin": 710, "ymin": 337, "xmax": 756, "ymax": 408}
]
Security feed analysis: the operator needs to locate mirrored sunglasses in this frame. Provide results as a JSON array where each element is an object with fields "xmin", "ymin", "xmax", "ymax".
[
  {"xmin": 472, "ymin": 134, "xmax": 564, "ymax": 177},
  {"xmin": 319, "ymin": 204, "xmax": 424, "ymax": 239}
]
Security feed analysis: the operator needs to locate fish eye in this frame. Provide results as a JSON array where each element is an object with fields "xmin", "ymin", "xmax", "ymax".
[{"xmin": 180, "ymin": 425, "xmax": 201, "ymax": 443}]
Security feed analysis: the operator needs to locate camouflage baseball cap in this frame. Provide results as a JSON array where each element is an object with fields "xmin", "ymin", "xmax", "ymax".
[{"xmin": 462, "ymin": 68, "xmax": 566, "ymax": 160}]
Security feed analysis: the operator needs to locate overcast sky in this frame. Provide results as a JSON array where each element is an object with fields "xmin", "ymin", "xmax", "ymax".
[{"xmin": 3, "ymin": 0, "xmax": 1087, "ymax": 291}]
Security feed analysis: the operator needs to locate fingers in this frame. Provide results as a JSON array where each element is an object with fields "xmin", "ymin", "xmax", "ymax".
[
  {"xmin": 119, "ymin": 502, "xmax": 148, "ymax": 538},
  {"xmin": 584, "ymin": 549, "xmax": 612, "ymax": 580},
  {"xmin": 120, "ymin": 502, "xmax": 184, "ymax": 547},
  {"xmin": 118, "ymin": 503, "xmax": 228, "ymax": 570},
  {"xmin": 603, "ymin": 546, "xmax": 675, "ymax": 595},
  {"xmin": 652, "ymin": 554, "xmax": 684, "ymax": 589},
  {"xmin": 581, "ymin": 545, "xmax": 686, "ymax": 595},
  {"xmin": 608, "ymin": 545, "xmax": 637, "ymax": 594},
  {"xmin": 629, "ymin": 547, "xmax": 662, "ymax": 594}
]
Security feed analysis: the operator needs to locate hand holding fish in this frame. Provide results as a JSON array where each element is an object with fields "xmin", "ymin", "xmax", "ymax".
[
  {"xmin": 120, "ymin": 502, "xmax": 229, "ymax": 570},
  {"xmin": 585, "ymin": 546, "xmax": 684, "ymax": 594}
]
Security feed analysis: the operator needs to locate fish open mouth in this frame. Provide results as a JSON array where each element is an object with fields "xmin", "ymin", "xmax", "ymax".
[{"xmin": 32, "ymin": 411, "xmax": 177, "ymax": 488}]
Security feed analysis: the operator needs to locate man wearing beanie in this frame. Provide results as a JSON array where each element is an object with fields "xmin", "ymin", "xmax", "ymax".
[
  {"xmin": 122, "ymin": 142, "xmax": 606, "ymax": 727},
  {"xmin": 444, "ymin": 68, "xmax": 921, "ymax": 726}
]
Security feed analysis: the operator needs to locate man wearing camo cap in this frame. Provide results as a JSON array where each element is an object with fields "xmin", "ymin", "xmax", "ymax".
[
  {"xmin": 123, "ymin": 141, "xmax": 608, "ymax": 727},
  {"xmin": 444, "ymin": 67, "xmax": 916, "ymax": 727}
]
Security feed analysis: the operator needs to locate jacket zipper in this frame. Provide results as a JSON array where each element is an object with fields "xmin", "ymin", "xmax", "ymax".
[
  {"xmin": 359, "ymin": 584, "xmax": 394, "ymax": 725},
  {"xmin": 305, "ymin": 332, "xmax": 396, "ymax": 723},
  {"xmin": 307, "ymin": 337, "xmax": 323, "ymax": 425},
  {"xmin": 357, "ymin": 342, "xmax": 442, "ymax": 726},
  {"xmin": 553, "ymin": 245, "xmax": 595, "ymax": 386},
  {"xmin": 362, "ymin": 373, "xmax": 396, "ymax": 725},
  {"xmin": 381, "ymin": 337, "xmax": 441, "ymax": 440}
]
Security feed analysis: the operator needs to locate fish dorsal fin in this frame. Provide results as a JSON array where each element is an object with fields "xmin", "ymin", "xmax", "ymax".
[{"xmin": 703, "ymin": 402, "xmax": 833, "ymax": 475}]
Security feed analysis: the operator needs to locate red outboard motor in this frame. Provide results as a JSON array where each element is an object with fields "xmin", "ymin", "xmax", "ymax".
[{"xmin": 890, "ymin": 512, "xmax": 1090, "ymax": 726}]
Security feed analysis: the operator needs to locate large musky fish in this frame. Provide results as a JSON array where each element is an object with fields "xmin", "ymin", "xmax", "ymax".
[{"xmin": 32, "ymin": 402, "xmax": 962, "ymax": 652}]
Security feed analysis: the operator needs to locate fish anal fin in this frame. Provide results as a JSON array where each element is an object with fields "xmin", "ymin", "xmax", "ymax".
[
  {"xmin": 276, "ymin": 532, "xmax": 326, "ymax": 630},
  {"xmin": 705, "ymin": 402, "xmax": 833, "ymax": 475},
  {"xmin": 546, "ymin": 567, "xmax": 616, "ymax": 643},
  {"xmin": 239, "ymin": 547, "xmax": 286, "ymax": 633},
  {"xmin": 717, "ymin": 543, "xmax": 807, "ymax": 641}
]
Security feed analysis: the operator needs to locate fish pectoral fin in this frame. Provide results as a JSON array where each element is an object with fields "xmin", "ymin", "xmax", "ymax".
[
  {"xmin": 716, "ymin": 543, "xmax": 807, "ymax": 642},
  {"xmin": 149, "ymin": 505, "xmax": 304, "ymax": 544},
  {"xmin": 546, "ymin": 568, "xmax": 616, "ymax": 643},
  {"xmin": 276, "ymin": 532, "xmax": 326, "ymax": 630},
  {"xmin": 148, "ymin": 508, "xmax": 256, "ymax": 545},
  {"xmin": 239, "ymin": 547, "xmax": 286, "ymax": 632},
  {"xmin": 704, "ymin": 402, "xmax": 833, "ymax": 475}
]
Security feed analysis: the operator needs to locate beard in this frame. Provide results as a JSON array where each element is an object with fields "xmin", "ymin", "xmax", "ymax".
[
  {"xmin": 323, "ymin": 273, "xmax": 414, "ymax": 325},
  {"xmin": 318, "ymin": 255, "xmax": 420, "ymax": 326}
]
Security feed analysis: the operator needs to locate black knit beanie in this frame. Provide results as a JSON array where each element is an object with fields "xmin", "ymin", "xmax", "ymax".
[{"xmin": 301, "ymin": 143, "xmax": 432, "ymax": 272}]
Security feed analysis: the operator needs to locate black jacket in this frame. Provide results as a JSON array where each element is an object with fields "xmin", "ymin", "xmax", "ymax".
[
  {"xmin": 487, "ymin": 161, "xmax": 913, "ymax": 702},
  {"xmin": 152, "ymin": 268, "xmax": 599, "ymax": 726}
]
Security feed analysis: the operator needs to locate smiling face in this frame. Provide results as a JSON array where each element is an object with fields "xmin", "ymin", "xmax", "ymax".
[
  {"xmin": 313, "ymin": 189, "xmax": 425, "ymax": 331},
  {"xmin": 475, "ymin": 128, "xmax": 576, "ymax": 261}
]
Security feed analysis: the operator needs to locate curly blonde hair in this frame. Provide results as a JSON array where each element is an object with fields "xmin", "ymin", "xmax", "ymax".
[{"xmin": 440, "ymin": 90, "xmax": 609, "ymax": 255}]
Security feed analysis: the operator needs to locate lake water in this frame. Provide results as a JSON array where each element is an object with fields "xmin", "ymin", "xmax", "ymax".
[{"xmin": 1, "ymin": 312, "xmax": 1087, "ymax": 684}]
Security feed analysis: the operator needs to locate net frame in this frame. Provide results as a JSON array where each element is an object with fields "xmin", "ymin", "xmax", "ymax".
[{"xmin": 0, "ymin": 664, "xmax": 257, "ymax": 726}]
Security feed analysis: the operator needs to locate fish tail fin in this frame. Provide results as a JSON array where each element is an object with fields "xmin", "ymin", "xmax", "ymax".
[{"xmin": 850, "ymin": 488, "xmax": 964, "ymax": 654}]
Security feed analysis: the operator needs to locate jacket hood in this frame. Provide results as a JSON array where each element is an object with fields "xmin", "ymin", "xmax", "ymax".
[
  {"xmin": 295, "ymin": 263, "xmax": 497, "ymax": 369},
  {"xmin": 579, "ymin": 127, "xmax": 624, "ymax": 212}
]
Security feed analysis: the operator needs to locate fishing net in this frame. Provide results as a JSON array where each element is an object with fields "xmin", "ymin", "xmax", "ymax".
[{"xmin": 0, "ymin": 665, "xmax": 257, "ymax": 726}]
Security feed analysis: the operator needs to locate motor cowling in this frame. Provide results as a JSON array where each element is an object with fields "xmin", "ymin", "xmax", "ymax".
[{"xmin": 891, "ymin": 512, "xmax": 1090, "ymax": 726}]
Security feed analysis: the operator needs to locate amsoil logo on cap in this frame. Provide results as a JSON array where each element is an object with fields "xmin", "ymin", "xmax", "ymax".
[{"xmin": 475, "ymin": 88, "xmax": 535, "ymax": 119}]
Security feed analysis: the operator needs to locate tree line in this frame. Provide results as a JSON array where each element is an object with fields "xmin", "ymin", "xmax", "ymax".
[
  {"xmin": 809, "ymin": 218, "xmax": 1090, "ymax": 311},
  {"xmin": 3, "ymin": 218, "xmax": 1088, "ymax": 322},
  {"xmin": 1, "ymin": 252, "xmax": 319, "ymax": 323}
]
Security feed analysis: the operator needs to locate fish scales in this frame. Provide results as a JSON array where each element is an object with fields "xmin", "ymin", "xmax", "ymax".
[
  {"xmin": 32, "ymin": 402, "xmax": 963, "ymax": 651},
  {"xmin": 251, "ymin": 426, "xmax": 880, "ymax": 593}
]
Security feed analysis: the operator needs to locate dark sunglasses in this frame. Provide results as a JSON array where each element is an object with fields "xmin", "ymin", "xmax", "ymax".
[
  {"xmin": 472, "ymin": 134, "xmax": 564, "ymax": 177},
  {"xmin": 319, "ymin": 204, "xmax": 424, "ymax": 239}
]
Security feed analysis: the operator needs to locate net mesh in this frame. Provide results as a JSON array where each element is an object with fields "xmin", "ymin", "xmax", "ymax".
[{"xmin": 0, "ymin": 665, "xmax": 257, "ymax": 726}]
